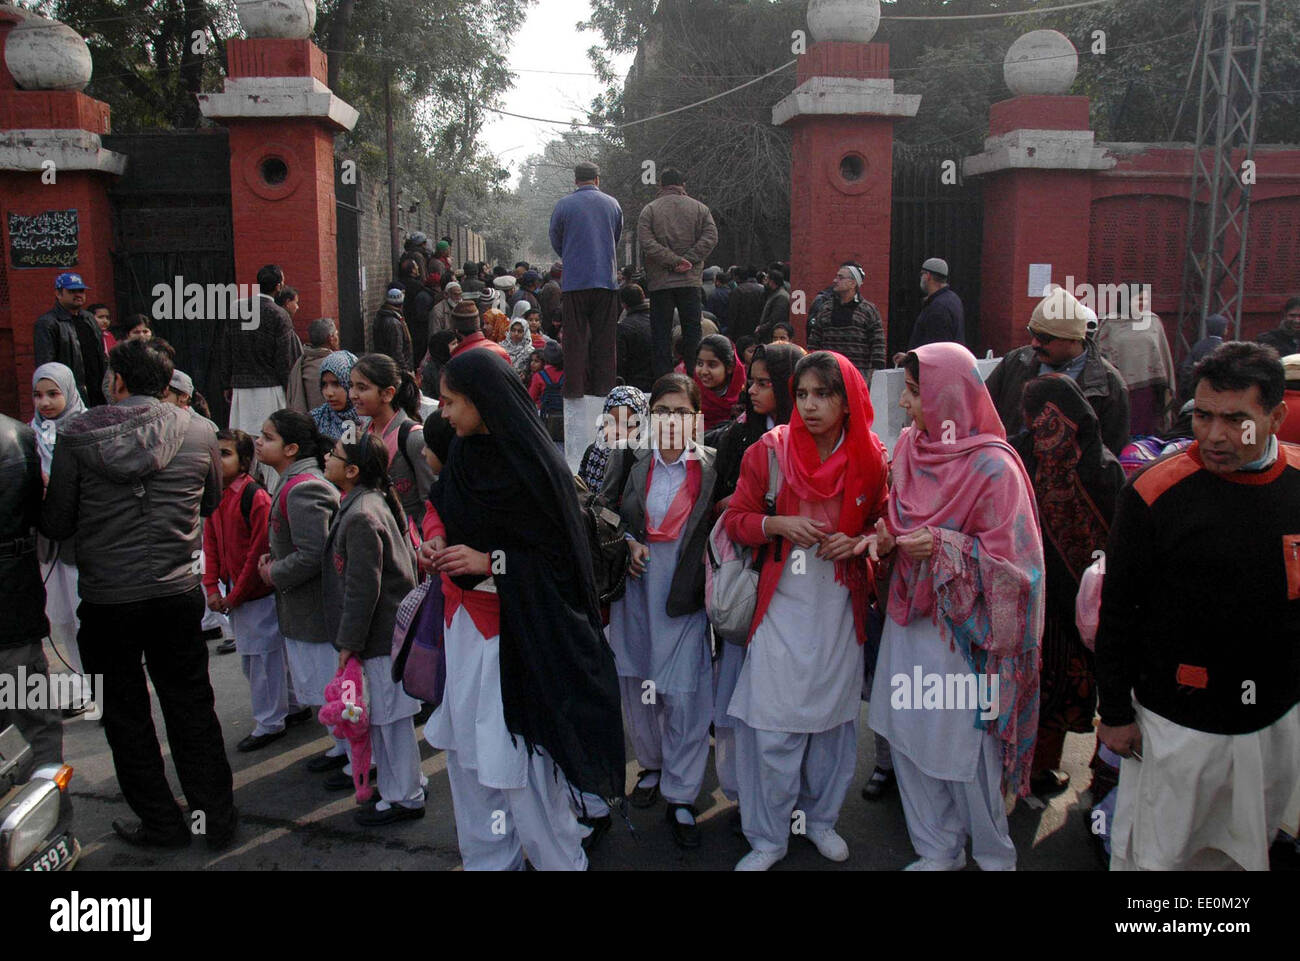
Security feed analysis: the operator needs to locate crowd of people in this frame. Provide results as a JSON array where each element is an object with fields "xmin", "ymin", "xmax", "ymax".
[{"xmin": 2, "ymin": 162, "xmax": 1297, "ymax": 873}]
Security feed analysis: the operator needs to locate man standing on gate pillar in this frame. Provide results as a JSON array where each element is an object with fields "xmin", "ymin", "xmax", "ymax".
[
  {"xmin": 636, "ymin": 167, "xmax": 717, "ymax": 379},
  {"xmin": 549, "ymin": 161, "xmax": 623, "ymax": 467}
]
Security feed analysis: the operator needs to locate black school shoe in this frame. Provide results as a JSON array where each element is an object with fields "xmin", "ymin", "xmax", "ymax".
[
  {"xmin": 284, "ymin": 707, "xmax": 313, "ymax": 727},
  {"xmin": 236, "ymin": 729, "xmax": 286, "ymax": 752},
  {"xmin": 665, "ymin": 803, "xmax": 701, "ymax": 849},
  {"xmin": 1030, "ymin": 769, "xmax": 1071, "ymax": 796},
  {"xmin": 354, "ymin": 802, "xmax": 425, "ymax": 826},
  {"xmin": 628, "ymin": 769, "xmax": 661, "ymax": 808},
  {"xmin": 216, "ymin": 638, "xmax": 237, "ymax": 655},
  {"xmin": 306, "ymin": 751, "xmax": 349, "ymax": 773},
  {"xmin": 112, "ymin": 819, "xmax": 191, "ymax": 850},
  {"xmin": 861, "ymin": 766, "xmax": 896, "ymax": 801},
  {"xmin": 324, "ymin": 767, "xmax": 377, "ymax": 791},
  {"xmin": 579, "ymin": 815, "xmax": 612, "ymax": 853}
]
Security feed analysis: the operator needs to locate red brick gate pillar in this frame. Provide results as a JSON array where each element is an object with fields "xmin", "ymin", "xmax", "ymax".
[
  {"xmin": 197, "ymin": 2, "xmax": 357, "ymax": 340},
  {"xmin": 963, "ymin": 30, "xmax": 1114, "ymax": 358},
  {"xmin": 774, "ymin": 2, "xmax": 918, "ymax": 344},
  {"xmin": 0, "ymin": 10, "xmax": 124, "ymax": 419}
]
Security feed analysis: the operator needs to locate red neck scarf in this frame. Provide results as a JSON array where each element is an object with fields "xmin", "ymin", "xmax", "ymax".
[
  {"xmin": 645, "ymin": 452, "xmax": 702, "ymax": 542},
  {"xmin": 697, "ymin": 357, "xmax": 747, "ymax": 430}
]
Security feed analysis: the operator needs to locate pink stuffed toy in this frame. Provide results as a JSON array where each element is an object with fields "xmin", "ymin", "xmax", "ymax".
[{"xmin": 318, "ymin": 657, "xmax": 374, "ymax": 802}]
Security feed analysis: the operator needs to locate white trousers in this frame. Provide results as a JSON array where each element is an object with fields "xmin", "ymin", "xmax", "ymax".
[
  {"xmin": 240, "ymin": 650, "xmax": 289, "ymax": 736},
  {"xmin": 368, "ymin": 717, "xmax": 425, "ymax": 808},
  {"xmin": 1110, "ymin": 702, "xmax": 1300, "ymax": 871},
  {"xmin": 715, "ymin": 726, "xmax": 738, "ymax": 802},
  {"xmin": 230, "ymin": 385, "xmax": 286, "ymax": 488},
  {"xmin": 444, "ymin": 746, "xmax": 587, "ymax": 871},
  {"xmin": 619, "ymin": 673, "xmax": 712, "ymax": 806},
  {"xmin": 734, "ymin": 718, "xmax": 857, "ymax": 856},
  {"xmin": 892, "ymin": 732, "xmax": 1015, "ymax": 870}
]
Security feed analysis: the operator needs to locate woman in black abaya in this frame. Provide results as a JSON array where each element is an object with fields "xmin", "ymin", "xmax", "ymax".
[{"xmin": 420, "ymin": 348, "xmax": 624, "ymax": 871}]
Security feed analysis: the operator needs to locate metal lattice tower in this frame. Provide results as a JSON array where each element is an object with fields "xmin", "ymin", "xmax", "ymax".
[{"xmin": 1176, "ymin": 0, "xmax": 1268, "ymax": 360}]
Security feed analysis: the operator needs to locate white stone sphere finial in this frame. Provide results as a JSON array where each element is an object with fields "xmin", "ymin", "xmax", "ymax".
[
  {"xmin": 3, "ymin": 10, "xmax": 93, "ymax": 91},
  {"xmin": 807, "ymin": 0, "xmax": 881, "ymax": 44},
  {"xmin": 1004, "ymin": 30, "xmax": 1078, "ymax": 96},
  {"xmin": 236, "ymin": 0, "xmax": 317, "ymax": 39}
]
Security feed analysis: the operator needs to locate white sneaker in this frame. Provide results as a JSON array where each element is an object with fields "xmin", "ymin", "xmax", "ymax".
[
  {"xmin": 807, "ymin": 828, "xmax": 850, "ymax": 862},
  {"xmin": 735, "ymin": 849, "xmax": 784, "ymax": 872},
  {"xmin": 903, "ymin": 851, "xmax": 967, "ymax": 871}
]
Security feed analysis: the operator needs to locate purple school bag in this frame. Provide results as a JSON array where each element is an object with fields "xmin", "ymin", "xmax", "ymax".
[{"xmin": 390, "ymin": 578, "xmax": 446, "ymax": 706}]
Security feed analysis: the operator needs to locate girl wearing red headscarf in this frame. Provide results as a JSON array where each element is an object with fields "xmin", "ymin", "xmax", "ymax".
[
  {"xmin": 866, "ymin": 342, "xmax": 1045, "ymax": 872},
  {"xmin": 722, "ymin": 350, "xmax": 889, "ymax": 871},
  {"xmin": 694, "ymin": 333, "xmax": 747, "ymax": 431}
]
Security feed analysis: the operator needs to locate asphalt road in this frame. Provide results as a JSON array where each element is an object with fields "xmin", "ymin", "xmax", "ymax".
[{"xmin": 53, "ymin": 636, "xmax": 1102, "ymax": 872}]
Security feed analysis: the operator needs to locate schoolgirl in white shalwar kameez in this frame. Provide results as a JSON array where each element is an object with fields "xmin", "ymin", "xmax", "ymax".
[
  {"xmin": 605, "ymin": 439, "xmax": 718, "ymax": 818},
  {"xmin": 722, "ymin": 351, "xmax": 889, "ymax": 869},
  {"xmin": 423, "ymin": 348, "xmax": 626, "ymax": 871},
  {"xmin": 31, "ymin": 363, "xmax": 86, "ymax": 683},
  {"xmin": 867, "ymin": 343, "xmax": 1044, "ymax": 872},
  {"xmin": 259, "ymin": 422, "xmax": 346, "ymax": 763}
]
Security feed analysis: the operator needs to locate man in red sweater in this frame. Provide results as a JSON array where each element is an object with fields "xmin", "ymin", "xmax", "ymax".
[{"xmin": 1097, "ymin": 342, "xmax": 1300, "ymax": 870}]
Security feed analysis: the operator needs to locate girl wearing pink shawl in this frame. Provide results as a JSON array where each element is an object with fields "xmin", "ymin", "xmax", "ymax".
[{"xmin": 866, "ymin": 342, "xmax": 1044, "ymax": 872}]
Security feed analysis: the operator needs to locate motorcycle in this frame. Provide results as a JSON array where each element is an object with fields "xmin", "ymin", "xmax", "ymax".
[{"xmin": 0, "ymin": 724, "xmax": 80, "ymax": 871}]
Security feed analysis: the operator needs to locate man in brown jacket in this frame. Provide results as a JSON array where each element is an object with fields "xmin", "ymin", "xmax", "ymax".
[{"xmin": 636, "ymin": 168, "xmax": 718, "ymax": 379}]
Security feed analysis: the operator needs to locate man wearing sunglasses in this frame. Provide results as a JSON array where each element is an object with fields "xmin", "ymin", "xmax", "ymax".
[{"xmin": 984, "ymin": 286, "xmax": 1130, "ymax": 456}]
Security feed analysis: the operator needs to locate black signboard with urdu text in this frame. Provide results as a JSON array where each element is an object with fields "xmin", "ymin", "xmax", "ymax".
[{"xmin": 8, "ymin": 209, "xmax": 79, "ymax": 268}]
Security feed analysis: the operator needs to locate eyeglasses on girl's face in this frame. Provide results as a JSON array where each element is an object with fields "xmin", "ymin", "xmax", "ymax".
[
  {"xmin": 325, "ymin": 448, "xmax": 350, "ymax": 465},
  {"xmin": 651, "ymin": 406, "xmax": 696, "ymax": 417}
]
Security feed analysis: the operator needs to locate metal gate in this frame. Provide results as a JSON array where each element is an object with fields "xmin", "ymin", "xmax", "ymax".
[
  {"xmin": 102, "ymin": 131, "xmax": 236, "ymax": 427},
  {"xmin": 889, "ymin": 142, "xmax": 983, "ymax": 357}
]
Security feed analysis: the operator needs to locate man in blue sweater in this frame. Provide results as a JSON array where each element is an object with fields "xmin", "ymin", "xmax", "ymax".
[{"xmin": 549, "ymin": 161, "xmax": 623, "ymax": 400}]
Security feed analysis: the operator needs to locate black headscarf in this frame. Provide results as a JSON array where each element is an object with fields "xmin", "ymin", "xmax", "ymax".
[
  {"xmin": 707, "ymin": 341, "xmax": 803, "ymax": 503},
  {"xmin": 430, "ymin": 348, "xmax": 624, "ymax": 798}
]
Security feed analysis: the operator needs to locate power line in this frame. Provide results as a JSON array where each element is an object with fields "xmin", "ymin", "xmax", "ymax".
[{"xmin": 880, "ymin": 0, "xmax": 1117, "ymax": 19}]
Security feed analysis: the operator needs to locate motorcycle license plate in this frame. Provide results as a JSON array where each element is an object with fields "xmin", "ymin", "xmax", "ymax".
[{"xmin": 24, "ymin": 834, "xmax": 73, "ymax": 872}]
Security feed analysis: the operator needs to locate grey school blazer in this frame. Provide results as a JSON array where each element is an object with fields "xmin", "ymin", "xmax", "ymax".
[
  {"xmin": 602, "ymin": 443, "xmax": 717, "ymax": 617},
  {"xmin": 268, "ymin": 460, "xmax": 339, "ymax": 644},
  {"xmin": 321, "ymin": 487, "xmax": 418, "ymax": 660}
]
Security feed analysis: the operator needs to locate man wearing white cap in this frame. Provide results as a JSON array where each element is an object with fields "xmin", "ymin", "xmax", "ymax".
[
  {"xmin": 807, "ymin": 263, "xmax": 886, "ymax": 387},
  {"xmin": 984, "ymin": 286, "xmax": 1130, "ymax": 455},
  {"xmin": 163, "ymin": 369, "xmax": 194, "ymax": 408},
  {"xmin": 893, "ymin": 258, "xmax": 965, "ymax": 365}
]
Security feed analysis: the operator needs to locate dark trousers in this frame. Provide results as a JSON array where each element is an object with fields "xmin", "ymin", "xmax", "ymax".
[
  {"xmin": 0, "ymin": 641, "xmax": 63, "ymax": 780},
  {"xmin": 78, "ymin": 587, "xmax": 235, "ymax": 835},
  {"xmin": 560, "ymin": 288, "xmax": 620, "ymax": 398},
  {"xmin": 650, "ymin": 286, "xmax": 702, "ymax": 381}
]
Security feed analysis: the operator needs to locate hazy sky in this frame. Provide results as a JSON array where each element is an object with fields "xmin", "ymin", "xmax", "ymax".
[{"xmin": 483, "ymin": 0, "xmax": 636, "ymax": 186}]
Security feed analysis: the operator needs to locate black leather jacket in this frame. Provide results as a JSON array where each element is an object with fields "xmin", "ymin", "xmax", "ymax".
[{"xmin": 0, "ymin": 414, "xmax": 49, "ymax": 647}]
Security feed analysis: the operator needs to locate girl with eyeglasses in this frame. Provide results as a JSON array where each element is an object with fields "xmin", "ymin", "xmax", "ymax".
[
  {"xmin": 603, "ymin": 373, "xmax": 719, "ymax": 849},
  {"xmin": 321, "ymin": 432, "xmax": 425, "ymax": 826}
]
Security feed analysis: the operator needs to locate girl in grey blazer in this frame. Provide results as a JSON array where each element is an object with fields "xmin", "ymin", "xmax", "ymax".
[
  {"xmin": 322, "ymin": 432, "xmax": 424, "ymax": 827},
  {"xmin": 254, "ymin": 410, "xmax": 344, "ymax": 775}
]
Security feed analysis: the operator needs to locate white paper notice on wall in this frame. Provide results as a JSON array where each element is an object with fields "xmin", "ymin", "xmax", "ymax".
[
  {"xmin": 361, "ymin": 266, "xmax": 367, "ymax": 291},
  {"xmin": 1028, "ymin": 263, "xmax": 1052, "ymax": 298}
]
